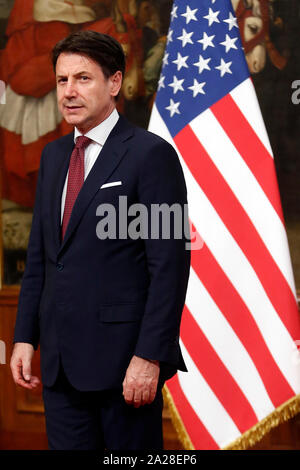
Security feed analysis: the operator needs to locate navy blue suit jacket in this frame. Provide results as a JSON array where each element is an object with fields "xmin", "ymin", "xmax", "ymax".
[{"xmin": 14, "ymin": 115, "xmax": 190, "ymax": 391}]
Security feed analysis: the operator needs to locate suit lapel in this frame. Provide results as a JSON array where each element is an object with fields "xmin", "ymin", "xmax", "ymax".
[{"xmin": 57, "ymin": 115, "xmax": 134, "ymax": 255}]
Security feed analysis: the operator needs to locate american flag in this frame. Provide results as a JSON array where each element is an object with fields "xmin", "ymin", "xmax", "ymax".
[{"xmin": 148, "ymin": 0, "xmax": 300, "ymax": 449}]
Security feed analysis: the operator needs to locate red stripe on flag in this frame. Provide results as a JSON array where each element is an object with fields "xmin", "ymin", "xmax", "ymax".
[
  {"xmin": 190, "ymin": 227, "xmax": 295, "ymax": 406},
  {"xmin": 174, "ymin": 126, "xmax": 300, "ymax": 340},
  {"xmin": 166, "ymin": 373, "xmax": 219, "ymax": 449},
  {"xmin": 211, "ymin": 93, "xmax": 284, "ymax": 224},
  {"xmin": 181, "ymin": 305, "xmax": 258, "ymax": 432}
]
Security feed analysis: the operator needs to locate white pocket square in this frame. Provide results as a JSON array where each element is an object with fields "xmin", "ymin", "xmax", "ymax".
[{"xmin": 100, "ymin": 181, "xmax": 122, "ymax": 189}]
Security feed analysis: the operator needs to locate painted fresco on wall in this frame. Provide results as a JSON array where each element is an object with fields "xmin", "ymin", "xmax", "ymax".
[{"xmin": 0, "ymin": 0, "xmax": 299, "ymax": 288}]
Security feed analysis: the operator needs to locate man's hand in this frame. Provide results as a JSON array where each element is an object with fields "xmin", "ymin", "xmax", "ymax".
[
  {"xmin": 10, "ymin": 342, "xmax": 40, "ymax": 390},
  {"xmin": 122, "ymin": 355, "xmax": 160, "ymax": 408}
]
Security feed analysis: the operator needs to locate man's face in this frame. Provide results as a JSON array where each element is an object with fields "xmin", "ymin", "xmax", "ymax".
[{"xmin": 56, "ymin": 52, "xmax": 122, "ymax": 133}]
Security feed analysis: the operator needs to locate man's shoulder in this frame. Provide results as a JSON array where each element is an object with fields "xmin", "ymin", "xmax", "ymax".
[
  {"xmin": 128, "ymin": 123, "xmax": 181, "ymax": 172},
  {"xmin": 131, "ymin": 123, "xmax": 173, "ymax": 152},
  {"xmin": 127, "ymin": 126, "xmax": 177, "ymax": 162},
  {"xmin": 116, "ymin": 113, "xmax": 168, "ymax": 148},
  {"xmin": 42, "ymin": 131, "xmax": 74, "ymax": 154}
]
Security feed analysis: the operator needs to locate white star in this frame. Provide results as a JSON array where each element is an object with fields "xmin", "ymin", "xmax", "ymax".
[
  {"xmin": 167, "ymin": 29, "xmax": 173, "ymax": 43},
  {"xmin": 215, "ymin": 58, "xmax": 232, "ymax": 77},
  {"xmin": 158, "ymin": 75, "xmax": 165, "ymax": 90},
  {"xmin": 188, "ymin": 79, "xmax": 206, "ymax": 98},
  {"xmin": 220, "ymin": 34, "xmax": 238, "ymax": 53},
  {"xmin": 162, "ymin": 52, "xmax": 169, "ymax": 66},
  {"xmin": 172, "ymin": 52, "xmax": 189, "ymax": 71},
  {"xmin": 168, "ymin": 75, "xmax": 185, "ymax": 94},
  {"xmin": 170, "ymin": 5, "xmax": 178, "ymax": 21},
  {"xmin": 181, "ymin": 6, "xmax": 198, "ymax": 24},
  {"xmin": 193, "ymin": 55, "xmax": 211, "ymax": 74},
  {"xmin": 198, "ymin": 32, "xmax": 215, "ymax": 50},
  {"xmin": 166, "ymin": 98, "xmax": 180, "ymax": 117},
  {"xmin": 223, "ymin": 12, "xmax": 238, "ymax": 31},
  {"xmin": 177, "ymin": 28, "xmax": 194, "ymax": 47},
  {"xmin": 204, "ymin": 8, "xmax": 220, "ymax": 26}
]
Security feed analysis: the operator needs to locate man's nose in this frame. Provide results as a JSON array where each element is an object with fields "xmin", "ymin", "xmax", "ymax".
[{"xmin": 64, "ymin": 81, "xmax": 77, "ymax": 98}]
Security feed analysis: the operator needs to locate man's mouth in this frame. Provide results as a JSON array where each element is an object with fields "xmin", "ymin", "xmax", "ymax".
[{"xmin": 64, "ymin": 104, "xmax": 83, "ymax": 110}]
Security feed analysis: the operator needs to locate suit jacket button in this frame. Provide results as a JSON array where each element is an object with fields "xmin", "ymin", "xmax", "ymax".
[{"xmin": 56, "ymin": 262, "xmax": 64, "ymax": 271}]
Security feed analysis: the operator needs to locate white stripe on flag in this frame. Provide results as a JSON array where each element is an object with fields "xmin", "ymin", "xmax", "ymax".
[
  {"xmin": 186, "ymin": 267, "xmax": 274, "ymax": 419},
  {"xmin": 178, "ymin": 341, "xmax": 241, "ymax": 448},
  {"xmin": 230, "ymin": 79, "xmax": 273, "ymax": 156}
]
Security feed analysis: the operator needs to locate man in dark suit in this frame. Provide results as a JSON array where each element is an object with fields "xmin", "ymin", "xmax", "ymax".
[{"xmin": 10, "ymin": 31, "xmax": 190, "ymax": 450}]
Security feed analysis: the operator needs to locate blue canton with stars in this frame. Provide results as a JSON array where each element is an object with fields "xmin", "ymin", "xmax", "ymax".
[{"xmin": 156, "ymin": 0, "xmax": 250, "ymax": 137}]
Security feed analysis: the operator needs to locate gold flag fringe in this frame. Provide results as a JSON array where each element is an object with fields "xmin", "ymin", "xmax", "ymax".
[
  {"xmin": 224, "ymin": 394, "xmax": 300, "ymax": 450},
  {"xmin": 163, "ymin": 385, "xmax": 195, "ymax": 450},
  {"xmin": 163, "ymin": 385, "xmax": 300, "ymax": 450}
]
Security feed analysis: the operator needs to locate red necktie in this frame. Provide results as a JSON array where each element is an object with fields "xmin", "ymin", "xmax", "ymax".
[{"xmin": 62, "ymin": 135, "xmax": 91, "ymax": 240}]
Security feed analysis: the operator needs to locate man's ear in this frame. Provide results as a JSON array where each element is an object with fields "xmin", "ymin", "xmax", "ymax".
[{"xmin": 110, "ymin": 71, "xmax": 123, "ymax": 97}]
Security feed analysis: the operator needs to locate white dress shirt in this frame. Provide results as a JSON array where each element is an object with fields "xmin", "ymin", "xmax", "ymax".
[{"xmin": 61, "ymin": 108, "xmax": 119, "ymax": 224}]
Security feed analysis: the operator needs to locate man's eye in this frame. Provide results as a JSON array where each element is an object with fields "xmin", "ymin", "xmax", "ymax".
[{"xmin": 80, "ymin": 76, "xmax": 89, "ymax": 81}]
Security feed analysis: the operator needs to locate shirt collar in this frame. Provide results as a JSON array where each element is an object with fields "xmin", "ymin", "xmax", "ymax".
[{"xmin": 74, "ymin": 108, "xmax": 119, "ymax": 146}]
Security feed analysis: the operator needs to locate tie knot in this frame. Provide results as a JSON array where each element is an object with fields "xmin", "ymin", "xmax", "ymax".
[{"xmin": 75, "ymin": 135, "xmax": 91, "ymax": 150}]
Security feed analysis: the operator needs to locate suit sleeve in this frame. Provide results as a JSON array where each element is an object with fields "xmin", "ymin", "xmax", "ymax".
[
  {"xmin": 13, "ymin": 149, "xmax": 46, "ymax": 350},
  {"xmin": 134, "ymin": 138, "xmax": 190, "ymax": 369}
]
